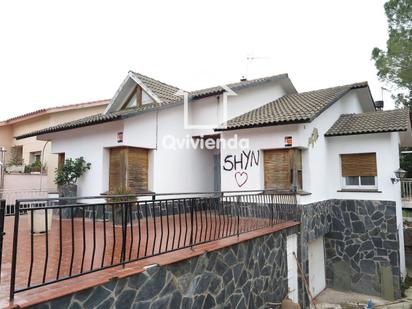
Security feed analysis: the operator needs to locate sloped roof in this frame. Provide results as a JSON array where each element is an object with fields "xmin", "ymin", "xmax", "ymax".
[
  {"xmin": 16, "ymin": 73, "xmax": 291, "ymax": 139},
  {"xmin": 132, "ymin": 72, "xmax": 182, "ymax": 102},
  {"xmin": 216, "ymin": 82, "xmax": 369, "ymax": 131},
  {"xmin": 15, "ymin": 101, "xmax": 179, "ymax": 140},
  {"xmin": 190, "ymin": 74, "xmax": 290, "ymax": 99},
  {"xmin": 0, "ymin": 99, "xmax": 109, "ymax": 126},
  {"xmin": 325, "ymin": 109, "xmax": 410, "ymax": 137}
]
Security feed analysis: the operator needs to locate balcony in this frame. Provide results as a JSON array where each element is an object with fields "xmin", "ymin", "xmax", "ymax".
[{"xmin": 0, "ymin": 190, "xmax": 300, "ymax": 307}]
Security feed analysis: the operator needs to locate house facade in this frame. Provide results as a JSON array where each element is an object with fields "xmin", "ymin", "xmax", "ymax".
[
  {"xmin": 16, "ymin": 71, "xmax": 411, "ymax": 304},
  {"xmin": 0, "ymin": 99, "xmax": 108, "ymax": 190}
]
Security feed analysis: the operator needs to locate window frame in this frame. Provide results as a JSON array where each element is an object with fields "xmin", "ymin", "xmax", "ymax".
[
  {"xmin": 340, "ymin": 152, "xmax": 378, "ymax": 190},
  {"xmin": 341, "ymin": 175, "xmax": 378, "ymax": 190},
  {"xmin": 29, "ymin": 151, "xmax": 42, "ymax": 164},
  {"xmin": 264, "ymin": 148, "xmax": 303, "ymax": 191}
]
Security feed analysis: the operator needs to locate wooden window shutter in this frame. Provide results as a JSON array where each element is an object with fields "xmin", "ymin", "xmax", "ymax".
[
  {"xmin": 109, "ymin": 147, "xmax": 149, "ymax": 193},
  {"xmin": 341, "ymin": 153, "xmax": 377, "ymax": 177},
  {"xmin": 264, "ymin": 149, "xmax": 291, "ymax": 190},
  {"xmin": 127, "ymin": 148, "xmax": 148, "ymax": 192},
  {"xmin": 109, "ymin": 147, "xmax": 128, "ymax": 192}
]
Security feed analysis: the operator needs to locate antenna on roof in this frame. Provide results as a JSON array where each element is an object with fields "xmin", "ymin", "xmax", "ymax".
[
  {"xmin": 245, "ymin": 55, "xmax": 270, "ymax": 80},
  {"xmin": 381, "ymin": 87, "xmax": 389, "ymax": 100},
  {"xmin": 376, "ymin": 87, "xmax": 389, "ymax": 111}
]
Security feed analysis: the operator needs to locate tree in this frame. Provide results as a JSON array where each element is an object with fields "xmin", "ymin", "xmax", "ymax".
[
  {"xmin": 8, "ymin": 147, "xmax": 24, "ymax": 166},
  {"xmin": 371, "ymin": 0, "xmax": 412, "ymax": 108}
]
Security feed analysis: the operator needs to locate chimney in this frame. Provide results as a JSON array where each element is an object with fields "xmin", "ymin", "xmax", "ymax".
[{"xmin": 375, "ymin": 100, "xmax": 384, "ymax": 110}]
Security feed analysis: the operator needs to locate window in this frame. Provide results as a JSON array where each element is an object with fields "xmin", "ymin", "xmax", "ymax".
[
  {"xmin": 109, "ymin": 147, "xmax": 149, "ymax": 193},
  {"xmin": 264, "ymin": 148, "xmax": 303, "ymax": 191},
  {"xmin": 30, "ymin": 151, "xmax": 42, "ymax": 164},
  {"xmin": 341, "ymin": 153, "xmax": 377, "ymax": 189}
]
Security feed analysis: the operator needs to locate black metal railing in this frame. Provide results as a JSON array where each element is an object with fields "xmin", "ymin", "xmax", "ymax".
[
  {"xmin": 0, "ymin": 189, "xmax": 48, "ymax": 215},
  {"xmin": 8, "ymin": 190, "xmax": 298, "ymax": 300}
]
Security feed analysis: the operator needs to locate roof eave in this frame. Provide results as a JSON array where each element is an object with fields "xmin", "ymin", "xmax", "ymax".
[
  {"xmin": 324, "ymin": 129, "xmax": 407, "ymax": 137},
  {"xmin": 214, "ymin": 118, "xmax": 310, "ymax": 132},
  {"xmin": 15, "ymin": 100, "xmax": 186, "ymax": 140}
]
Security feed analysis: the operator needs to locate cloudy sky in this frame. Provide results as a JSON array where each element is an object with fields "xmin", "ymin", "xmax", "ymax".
[{"xmin": 0, "ymin": 0, "xmax": 393, "ymax": 120}]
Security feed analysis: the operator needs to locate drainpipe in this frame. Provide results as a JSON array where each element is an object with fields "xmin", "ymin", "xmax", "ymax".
[{"xmin": 39, "ymin": 141, "xmax": 50, "ymax": 192}]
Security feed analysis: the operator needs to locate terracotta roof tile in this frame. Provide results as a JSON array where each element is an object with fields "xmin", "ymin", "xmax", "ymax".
[
  {"xmin": 16, "ymin": 73, "xmax": 290, "ymax": 139},
  {"xmin": 325, "ymin": 109, "xmax": 410, "ymax": 136},
  {"xmin": 217, "ymin": 82, "xmax": 368, "ymax": 131},
  {"xmin": 133, "ymin": 72, "xmax": 182, "ymax": 102}
]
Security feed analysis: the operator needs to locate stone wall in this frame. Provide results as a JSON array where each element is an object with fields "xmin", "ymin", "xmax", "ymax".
[
  {"xmin": 299, "ymin": 199, "xmax": 333, "ymax": 307},
  {"xmin": 325, "ymin": 200, "xmax": 401, "ymax": 299},
  {"xmin": 30, "ymin": 227, "xmax": 298, "ymax": 309},
  {"xmin": 299, "ymin": 199, "xmax": 401, "ymax": 304}
]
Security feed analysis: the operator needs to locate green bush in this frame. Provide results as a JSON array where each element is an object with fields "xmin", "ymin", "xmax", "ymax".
[{"xmin": 55, "ymin": 157, "xmax": 91, "ymax": 186}]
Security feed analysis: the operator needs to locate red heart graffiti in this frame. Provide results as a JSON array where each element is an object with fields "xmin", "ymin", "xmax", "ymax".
[{"xmin": 235, "ymin": 171, "xmax": 248, "ymax": 187}]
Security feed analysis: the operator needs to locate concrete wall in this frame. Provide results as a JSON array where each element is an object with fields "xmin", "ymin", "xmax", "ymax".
[
  {"xmin": 30, "ymin": 227, "xmax": 297, "ymax": 309},
  {"xmin": 3, "ymin": 173, "xmax": 46, "ymax": 190}
]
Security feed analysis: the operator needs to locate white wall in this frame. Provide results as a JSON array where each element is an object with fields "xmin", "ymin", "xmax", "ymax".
[
  {"xmin": 220, "ymin": 124, "xmax": 301, "ymax": 192},
  {"xmin": 298, "ymin": 90, "xmax": 367, "ymax": 202},
  {"xmin": 326, "ymin": 133, "xmax": 398, "ymax": 201},
  {"xmin": 153, "ymin": 105, "xmax": 215, "ymax": 193},
  {"xmin": 50, "ymin": 121, "xmax": 124, "ymax": 196},
  {"xmin": 123, "ymin": 112, "xmax": 157, "ymax": 148},
  {"xmin": 219, "ymin": 90, "xmax": 368, "ymax": 195},
  {"xmin": 188, "ymin": 81, "xmax": 289, "ymax": 136},
  {"xmin": 45, "ymin": 78, "xmax": 290, "ymax": 196}
]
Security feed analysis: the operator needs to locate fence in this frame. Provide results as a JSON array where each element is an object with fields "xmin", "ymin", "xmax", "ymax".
[
  {"xmin": 0, "ymin": 189, "xmax": 48, "ymax": 215},
  {"xmin": 6, "ymin": 190, "xmax": 299, "ymax": 300},
  {"xmin": 402, "ymin": 180, "xmax": 412, "ymax": 199}
]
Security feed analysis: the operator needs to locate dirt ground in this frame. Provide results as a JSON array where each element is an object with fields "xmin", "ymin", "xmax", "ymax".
[{"xmin": 314, "ymin": 288, "xmax": 412, "ymax": 309}]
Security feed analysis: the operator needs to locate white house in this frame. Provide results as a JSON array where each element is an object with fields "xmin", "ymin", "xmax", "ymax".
[{"xmin": 16, "ymin": 71, "xmax": 412, "ymax": 299}]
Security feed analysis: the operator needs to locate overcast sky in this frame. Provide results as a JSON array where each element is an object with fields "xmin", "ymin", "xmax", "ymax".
[{"xmin": 0, "ymin": 0, "xmax": 393, "ymax": 120}]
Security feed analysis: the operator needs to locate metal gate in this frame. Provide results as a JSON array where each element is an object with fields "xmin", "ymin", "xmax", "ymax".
[{"xmin": 0, "ymin": 200, "xmax": 5, "ymax": 282}]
